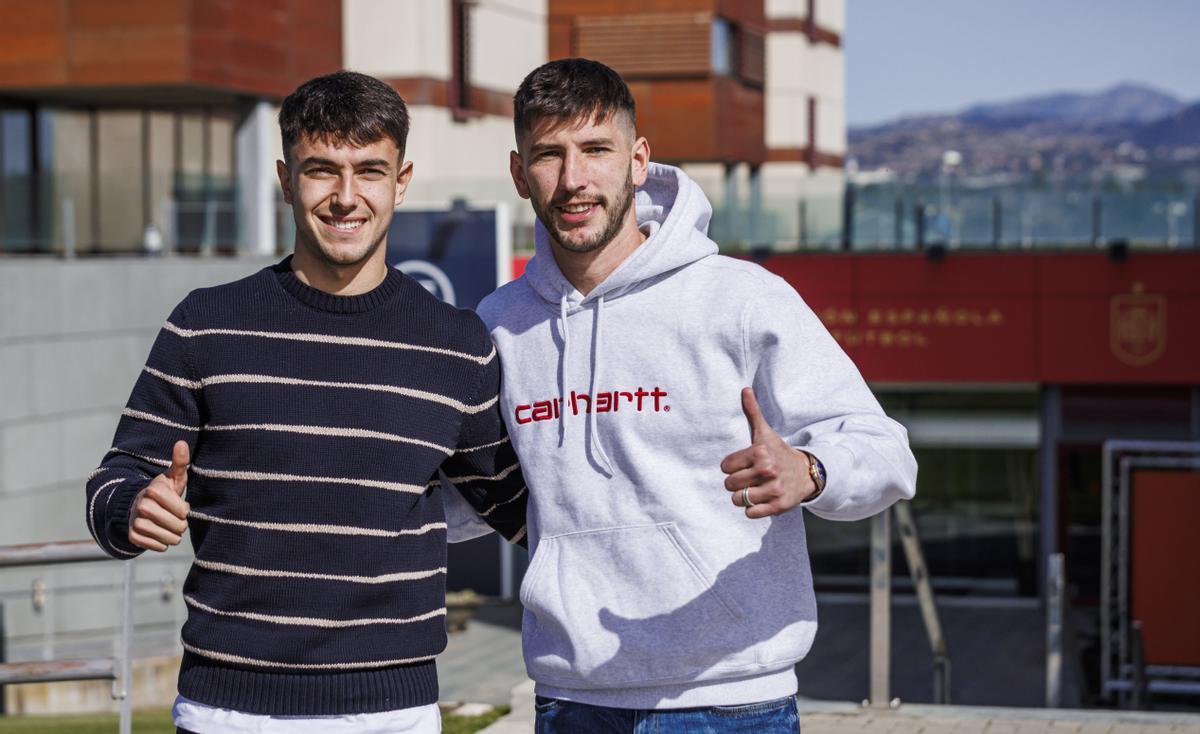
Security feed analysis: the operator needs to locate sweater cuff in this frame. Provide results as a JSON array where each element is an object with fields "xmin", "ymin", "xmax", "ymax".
[
  {"xmin": 104, "ymin": 480, "xmax": 149, "ymax": 557},
  {"xmin": 797, "ymin": 443, "xmax": 855, "ymax": 515}
]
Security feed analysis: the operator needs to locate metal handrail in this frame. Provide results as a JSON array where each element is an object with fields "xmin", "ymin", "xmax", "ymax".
[
  {"xmin": 868, "ymin": 501, "xmax": 951, "ymax": 708},
  {"xmin": 0, "ymin": 540, "xmax": 134, "ymax": 733},
  {"xmin": 0, "ymin": 540, "xmax": 111, "ymax": 568}
]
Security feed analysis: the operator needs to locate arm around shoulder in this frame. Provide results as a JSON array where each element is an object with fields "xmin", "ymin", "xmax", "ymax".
[{"xmin": 439, "ymin": 324, "xmax": 528, "ymax": 547}]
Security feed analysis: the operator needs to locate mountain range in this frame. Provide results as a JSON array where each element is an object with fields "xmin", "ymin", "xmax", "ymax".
[{"xmin": 848, "ymin": 83, "xmax": 1200, "ymax": 184}]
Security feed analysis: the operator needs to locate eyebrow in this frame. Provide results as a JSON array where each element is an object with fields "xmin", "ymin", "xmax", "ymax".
[
  {"xmin": 529, "ymin": 138, "xmax": 616, "ymax": 156},
  {"xmin": 298, "ymin": 157, "xmax": 392, "ymax": 169}
]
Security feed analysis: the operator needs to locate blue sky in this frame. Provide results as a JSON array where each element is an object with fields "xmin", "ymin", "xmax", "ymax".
[{"xmin": 846, "ymin": 0, "xmax": 1200, "ymax": 126}]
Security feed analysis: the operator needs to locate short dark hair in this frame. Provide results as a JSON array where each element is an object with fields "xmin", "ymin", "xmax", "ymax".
[
  {"xmin": 513, "ymin": 58, "xmax": 636, "ymax": 143},
  {"xmin": 279, "ymin": 71, "xmax": 410, "ymax": 161}
]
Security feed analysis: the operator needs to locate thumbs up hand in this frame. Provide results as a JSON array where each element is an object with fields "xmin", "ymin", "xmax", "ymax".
[
  {"xmin": 128, "ymin": 440, "xmax": 192, "ymax": 552},
  {"xmin": 719, "ymin": 387, "xmax": 817, "ymax": 518}
]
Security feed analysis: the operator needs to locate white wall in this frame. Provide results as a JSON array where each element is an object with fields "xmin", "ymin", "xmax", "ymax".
[
  {"xmin": 764, "ymin": 0, "xmax": 844, "ymax": 32},
  {"xmin": 766, "ymin": 33, "xmax": 812, "ymax": 149},
  {"xmin": 814, "ymin": 0, "xmax": 845, "ymax": 34},
  {"xmin": 765, "ymin": 0, "xmax": 806, "ymax": 17},
  {"xmin": 345, "ymin": 0, "xmax": 545, "ymax": 92},
  {"xmin": 343, "ymin": 0, "xmax": 452, "ymax": 79},
  {"xmin": 0, "ymin": 257, "xmax": 271, "ymax": 661},
  {"xmin": 471, "ymin": 0, "xmax": 546, "ymax": 92},
  {"xmin": 766, "ymin": 34, "xmax": 844, "ymax": 154}
]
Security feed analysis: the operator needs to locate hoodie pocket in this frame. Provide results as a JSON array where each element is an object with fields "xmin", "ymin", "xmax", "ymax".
[{"xmin": 519, "ymin": 522, "xmax": 754, "ymax": 688}]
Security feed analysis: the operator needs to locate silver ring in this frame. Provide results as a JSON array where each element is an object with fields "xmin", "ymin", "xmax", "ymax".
[{"xmin": 742, "ymin": 487, "xmax": 755, "ymax": 508}]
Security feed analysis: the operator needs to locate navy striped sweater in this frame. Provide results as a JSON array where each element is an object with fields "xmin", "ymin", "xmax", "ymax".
[{"xmin": 85, "ymin": 259, "xmax": 527, "ymax": 715}]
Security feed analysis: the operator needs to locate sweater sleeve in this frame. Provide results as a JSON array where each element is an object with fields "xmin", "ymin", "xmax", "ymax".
[
  {"xmin": 744, "ymin": 274, "xmax": 917, "ymax": 521},
  {"xmin": 85, "ymin": 299, "xmax": 201, "ymax": 559},
  {"xmin": 438, "ymin": 332, "xmax": 528, "ymax": 547}
]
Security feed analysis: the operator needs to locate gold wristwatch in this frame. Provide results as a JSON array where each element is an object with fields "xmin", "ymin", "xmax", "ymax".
[{"xmin": 803, "ymin": 451, "xmax": 827, "ymax": 498}]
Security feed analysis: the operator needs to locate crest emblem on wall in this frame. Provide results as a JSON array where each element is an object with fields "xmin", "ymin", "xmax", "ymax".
[{"xmin": 1110, "ymin": 282, "xmax": 1166, "ymax": 367}]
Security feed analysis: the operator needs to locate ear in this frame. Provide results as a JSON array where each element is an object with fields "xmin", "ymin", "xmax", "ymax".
[
  {"xmin": 630, "ymin": 136, "xmax": 651, "ymax": 188},
  {"xmin": 276, "ymin": 160, "xmax": 293, "ymax": 205},
  {"xmin": 394, "ymin": 160, "xmax": 415, "ymax": 207},
  {"xmin": 509, "ymin": 150, "xmax": 531, "ymax": 200}
]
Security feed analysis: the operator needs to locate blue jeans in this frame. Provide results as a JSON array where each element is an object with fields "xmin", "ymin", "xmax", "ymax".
[{"xmin": 534, "ymin": 695, "xmax": 800, "ymax": 733}]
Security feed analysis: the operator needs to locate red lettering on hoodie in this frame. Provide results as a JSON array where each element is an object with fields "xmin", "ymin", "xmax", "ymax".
[{"xmin": 513, "ymin": 387, "xmax": 670, "ymax": 424}]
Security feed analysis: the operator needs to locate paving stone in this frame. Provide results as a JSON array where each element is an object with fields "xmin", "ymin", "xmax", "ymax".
[{"xmin": 452, "ymin": 702, "xmax": 496, "ymax": 717}]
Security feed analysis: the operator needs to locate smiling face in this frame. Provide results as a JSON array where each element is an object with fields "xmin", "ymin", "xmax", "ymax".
[
  {"xmin": 511, "ymin": 112, "xmax": 649, "ymax": 255},
  {"xmin": 277, "ymin": 135, "xmax": 413, "ymax": 270}
]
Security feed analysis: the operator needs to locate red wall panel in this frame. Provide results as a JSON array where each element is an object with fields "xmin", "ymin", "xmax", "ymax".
[
  {"xmin": 510, "ymin": 250, "xmax": 1200, "ymax": 385},
  {"xmin": 1131, "ymin": 470, "xmax": 1200, "ymax": 666}
]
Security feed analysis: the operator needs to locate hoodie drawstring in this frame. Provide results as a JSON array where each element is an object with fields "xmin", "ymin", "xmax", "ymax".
[
  {"xmin": 587, "ymin": 294, "xmax": 615, "ymax": 475},
  {"xmin": 557, "ymin": 292, "xmax": 616, "ymax": 476},
  {"xmin": 558, "ymin": 294, "xmax": 570, "ymax": 449}
]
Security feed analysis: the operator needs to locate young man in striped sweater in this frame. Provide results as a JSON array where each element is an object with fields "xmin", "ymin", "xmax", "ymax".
[{"xmin": 85, "ymin": 71, "xmax": 527, "ymax": 733}]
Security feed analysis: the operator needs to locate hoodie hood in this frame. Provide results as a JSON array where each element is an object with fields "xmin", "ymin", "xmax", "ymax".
[{"xmin": 523, "ymin": 162, "xmax": 718, "ymax": 309}]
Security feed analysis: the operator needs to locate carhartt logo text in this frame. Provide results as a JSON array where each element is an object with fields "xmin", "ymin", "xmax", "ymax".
[{"xmin": 514, "ymin": 387, "xmax": 669, "ymax": 425}]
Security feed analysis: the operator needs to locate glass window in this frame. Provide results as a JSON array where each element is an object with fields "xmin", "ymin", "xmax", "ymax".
[
  {"xmin": 2, "ymin": 109, "xmax": 35, "ymax": 252},
  {"xmin": 95, "ymin": 110, "xmax": 144, "ymax": 252},
  {"xmin": 45, "ymin": 109, "xmax": 92, "ymax": 254},
  {"xmin": 711, "ymin": 19, "xmax": 735, "ymax": 76},
  {"xmin": 147, "ymin": 112, "xmax": 176, "ymax": 242},
  {"xmin": 807, "ymin": 447, "xmax": 1040, "ymax": 597}
]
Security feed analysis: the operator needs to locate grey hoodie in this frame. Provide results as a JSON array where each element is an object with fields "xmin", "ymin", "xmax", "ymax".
[{"xmin": 476, "ymin": 162, "xmax": 917, "ymax": 708}]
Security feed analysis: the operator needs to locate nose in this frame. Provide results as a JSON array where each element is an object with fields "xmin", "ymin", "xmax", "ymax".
[
  {"xmin": 558, "ymin": 150, "xmax": 587, "ymax": 194},
  {"xmin": 331, "ymin": 174, "xmax": 357, "ymax": 213}
]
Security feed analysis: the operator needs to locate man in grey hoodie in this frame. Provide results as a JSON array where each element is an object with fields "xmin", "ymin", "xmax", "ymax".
[{"xmin": 476, "ymin": 58, "xmax": 918, "ymax": 732}]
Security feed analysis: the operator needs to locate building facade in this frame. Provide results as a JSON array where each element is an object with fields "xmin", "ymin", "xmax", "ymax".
[{"xmin": 0, "ymin": 0, "xmax": 845, "ymax": 255}]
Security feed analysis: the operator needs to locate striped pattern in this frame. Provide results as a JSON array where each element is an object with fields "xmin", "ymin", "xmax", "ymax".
[
  {"xmin": 184, "ymin": 595, "xmax": 446, "ymax": 628},
  {"xmin": 124, "ymin": 408, "xmax": 456, "ymax": 455},
  {"xmin": 189, "ymin": 511, "xmax": 447, "ymax": 538},
  {"xmin": 107, "ymin": 447, "xmax": 170, "ymax": 467},
  {"xmin": 163, "ymin": 320, "xmax": 496, "ymax": 365},
  {"xmin": 87, "ymin": 478, "xmax": 138, "ymax": 557},
  {"xmin": 190, "ymin": 465, "xmax": 428, "ymax": 495},
  {"xmin": 84, "ymin": 261, "xmax": 528, "ymax": 716},
  {"xmin": 145, "ymin": 367, "xmax": 498, "ymax": 413},
  {"xmin": 458, "ymin": 436, "xmax": 510, "ymax": 453},
  {"xmin": 204, "ymin": 422, "xmax": 456, "ymax": 455},
  {"xmin": 194, "ymin": 558, "xmax": 447, "ymax": 584},
  {"xmin": 480, "ymin": 487, "xmax": 527, "ymax": 518},
  {"xmin": 182, "ymin": 642, "xmax": 438, "ymax": 671},
  {"xmin": 442, "ymin": 461, "xmax": 521, "ymax": 485}
]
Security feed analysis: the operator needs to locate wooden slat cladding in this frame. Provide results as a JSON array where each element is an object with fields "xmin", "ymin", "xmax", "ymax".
[
  {"xmin": 767, "ymin": 147, "xmax": 844, "ymax": 169},
  {"xmin": 627, "ymin": 77, "xmax": 764, "ymax": 164},
  {"xmin": 0, "ymin": 0, "xmax": 340, "ymax": 100},
  {"xmin": 188, "ymin": 0, "xmax": 341, "ymax": 99},
  {"xmin": 575, "ymin": 13, "xmax": 711, "ymax": 78},
  {"xmin": 714, "ymin": 75, "xmax": 765, "ymax": 163},
  {"xmin": 548, "ymin": 0, "xmax": 768, "ymax": 163},
  {"xmin": 738, "ymin": 26, "xmax": 765, "ymax": 87},
  {"xmin": 384, "ymin": 77, "xmax": 514, "ymax": 119}
]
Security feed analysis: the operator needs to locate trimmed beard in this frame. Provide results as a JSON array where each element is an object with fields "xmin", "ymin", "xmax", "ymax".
[{"xmin": 536, "ymin": 168, "xmax": 635, "ymax": 254}]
